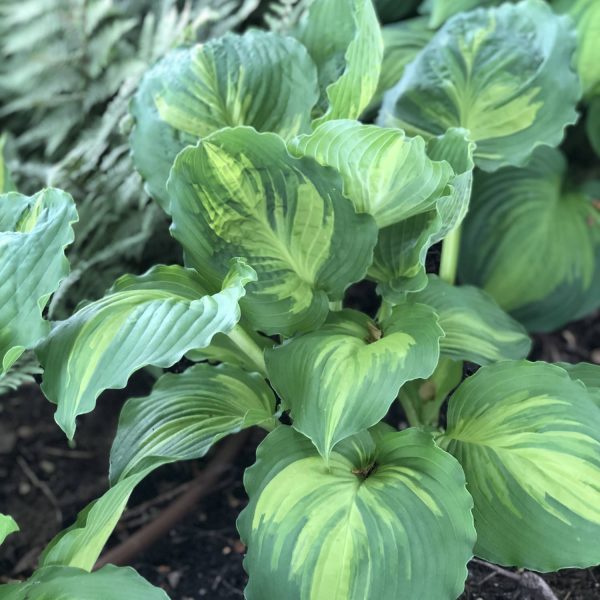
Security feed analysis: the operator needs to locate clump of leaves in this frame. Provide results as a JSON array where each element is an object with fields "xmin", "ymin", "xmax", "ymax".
[{"xmin": 1, "ymin": 0, "xmax": 599, "ymax": 598}]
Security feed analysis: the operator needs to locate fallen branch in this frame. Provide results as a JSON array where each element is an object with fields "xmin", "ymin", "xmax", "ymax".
[
  {"xmin": 472, "ymin": 558, "xmax": 559, "ymax": 600},
  {"xmin": 95, "ymin": 430, "xmax": 250, "ymax": 569}
]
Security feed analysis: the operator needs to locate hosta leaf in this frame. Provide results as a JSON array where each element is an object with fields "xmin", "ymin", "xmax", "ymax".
[
  {"xmin": 379, "ymin": 0, "xmax": 580, "ymax": 171},
  {"xmin": 265, "ymin": 306, "xmax": 442, "ymax": 458},
  {"xmin": 0, "ymin": 565, "xmax": 170, "ymax": 599},
  {"xmin": 367, "ymin": 18, "xmax": 433, "ymax": 114},
  {"xmin": 0, "ymin": 513, "xmax": 18, "ymax": 545},
  {"xmin": 559, "ymin": 362, "xmax": 600, "ymax": 408},
  {"xmin": 130, "ymin": 31, "xmax": 320, "ymax": 209},
  {"xmin": 186, "ymin": 326, "xmax": 274, "ymax": 372},
  {"xmin": 168, "ymin": 127, "xmax": 378, "ymax": 337},
  {"xmin": 369, "ymin": 128, "xmax": 474, "ymax": 298},
  {"xmin": 373, "ymin": 0, "xmax": 420, "ymax": 23},
  {"xmin": 0, "ymin": 188, "xmax": 77, "ymax": 372},
  {"xmin": 37, "ymin": 260, "xmax": 255, "ymax": 439},
  {"xmin": 422, "ymin": 0, "xmax": 504, "ymax": 29},
  {"xmin": 42, "ymin": 362, "xmax": 273, "ymax": 570},
  {"xmin": 289, "ymin": 120, "xmax": 452, "ymax": 228},
  {"xmin": 442, "ymin": 361, "xmax": 600, "ymax": 570},
  {"xmin": 554, "ymin": 0, "xmax": 600, "ymax": 97},
  {"xmin": 238, "ymin": 425, "xmax": 475, "ymax": 600},
  {"xmin": 459, "ymin": 146, "xmax": 600, "ymax": 332},
  {"xmin": 0, "ymin": 135, "xmax": 15, "ymax": 193},
  {"xmin": 110, "ymin": 363, "xmax": 277, "ymax": 482},
  {"xmin": 296, "ymin": 0, "xmax": 383, "ymax": 126},
  {"xmin": 402, "ymin": 275, "xmax": 531, "ymax": 364}
]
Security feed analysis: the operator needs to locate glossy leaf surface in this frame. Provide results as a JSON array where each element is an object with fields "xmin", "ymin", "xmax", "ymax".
[
  {"xmin": 239, "ymin": 426, "xmax": 475, "ymax": 600},
  {"xmin": 443, "ymin": 361, "xmax": 600, "ymax": 570}
]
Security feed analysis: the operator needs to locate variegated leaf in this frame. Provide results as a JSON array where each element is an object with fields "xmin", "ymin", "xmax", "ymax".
[
  {"xmin": 289, "ymin": 120, "xmax": 452, "ymax": 228},
  {"xmin": 37, "ymin": 260, "xmax": 255, "ymax": 439},
  {"xmin": 559, "ymin": 362, "xmax": 600, "ymax": 408},
  {"xmin": 110, "ymin": 363, "xmax": 277, "ymax": 482},
  {"xmin": 0, "ymin": 513, "xmax": 18, "ymax": 546},
  {"xmin": 238, "ymin": 425, "xmax": 475, "ymax": 600},
  {"xmin": 554, "ymin": 0, "xmax": 600, "ymax": 97},
  {"xmin": 168, "ymin": 127, "xmax": 378, "ymax": 337},
  {"xmin": 0, "ymin": 188, "xmax": 77, "ymax": 372},
  {"xmin": 441, "ymin": 361, "xmax": 600, "ymax": 570},
  {"xmin": 379, "ymin": 0, "xmax": 580, "ymax": 171},
  {"xmin": 42, "ymin": 362, "xmax": 274, "ymax": 570},
  {"xmin": 401, "ymin": 274, "xmax": 531, "ymax": 365},
  {"xmin": 130, "ymin": 31, "xmax": 320, "ymax": 209},
  {"xmin": 369, "ymin": 128, "xmax": 474, "ymax": 298},
  {"xmin": 265, "ymin": 306, "xmax": 442, "ymax": 458},
  {"xmin": 296, "ymin": 0, "xmax": 383, "ymax": 126},
  {"xmin": 367, "ymin": 18, "xmax": 434, "ymax": 114},
  {"xmin": 0, "ymin": 565, "xmax": 170, "ymax": 599},
  {"xmin": 459, "ymin": 146, "xmax": 600, "ymax": 332}
]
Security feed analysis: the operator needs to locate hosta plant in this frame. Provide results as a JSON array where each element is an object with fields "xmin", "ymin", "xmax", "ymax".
[{"xmin": 1, "ymin": 0, "xmax": 600, "ymax": 598}]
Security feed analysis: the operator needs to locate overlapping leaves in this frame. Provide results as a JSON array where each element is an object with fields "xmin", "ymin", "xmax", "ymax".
[
  {"xmin": 239, "ymin": 426, "xmax": 475, "ymax": 600},
  {"xmin": 168, "ymin": 127, "xmax": 378, "ymax": 337},
  {"xmin": 266, "ymin": 306, "xmax": 442, "ymax": 459},
  {"xmin": 37, "ymin": 259, "xmax": 255, "ymax": 438},
  {"xmin": 459, "ymin": 146, "xmax": 600, "ymax": 332},
  {"xmin": 379, "ymin": 0, "xmax": 580, "ymax": 171},
  {"xmin": 442, "ymin": 361, "xmax": 600, "ymax": 570}
]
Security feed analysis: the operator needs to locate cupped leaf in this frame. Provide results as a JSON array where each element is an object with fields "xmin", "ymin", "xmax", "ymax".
[
  {"xmin": 402, "ymin": 274, "xmax": 531, "ymax": 364},
  {"xmin": 296, "ymin": 0, "xmax": 383, "ymax": 126},
  {"xmin": 559, "ymin": 362, "xmax": 600, "ymax": 408},
  {"xmin": 238, "ymin": 425, "xmax": 475, "ymax": 600},
  {"xmin": 554, "ymin": 0, "xmax": 600, "ymax": 97},
  {"xmin": 265, "ymin": 305, "xmax": 442, "ymax": 458},
  {"xmin": 290, "ymin": 120, "xmax": 452, "ymax": 228},
  {"xmin": 0, "ymin": 513, "xmax": 18, "ymax": 545},
  {"xmin": 379, "ymin": 0, "xmax": 580, "ymax": 171},
  {"xmin": 0, "ymin": 135, "xmax": 15, "ymax": 193},
  {"xmin": 0, "ymin": 188, "xmax": 77, "ymax": 372},
  {"xmin": 369, "ymin": 128, "xmax": 474, "ymax": 298},
  {"xmin": 130, "ymin": 31, "xmax": 320, "ymax": 209},
  {"xmin": 168, "ymin": 127, "xmax": 378, "ymax": 337},
  {"xmin": 110, "ymin": 363, "xmax": 276, "ymax": 483},
  {"xmin": 37, "ymin": 259, "xmax": 255, "ymax": 439},
  {"xmin": 0, "ymin": 565, "xmax": 170, "ymax": 600},
  {"xmin": 442, "ymin": 361, "xmax": 600, "ymax": 570},
  {"xmin": 459, "ymin": 146, "xmax": 600, "ymax": 332}
]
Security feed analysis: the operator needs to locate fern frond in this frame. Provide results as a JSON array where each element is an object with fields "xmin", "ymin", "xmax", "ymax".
[{"xmin": 0, "ymin": 353, "xmax": 43, "ymax": 397}]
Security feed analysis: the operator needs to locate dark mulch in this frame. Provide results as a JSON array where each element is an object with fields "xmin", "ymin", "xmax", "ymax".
[{"xmin": 1, "ymin": 308, "xmax": 599, "ymax": 599}]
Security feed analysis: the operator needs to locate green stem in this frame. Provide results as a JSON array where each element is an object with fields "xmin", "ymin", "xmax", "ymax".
[
  {"xmin": 398, "ymin": 392, "xmax": 423, "ymax": 428},
  {"xmin": 227, "ymin": 325, "xmax": 267, "ymax": 376},
  {"xmin": 328, "ymin": 300, "xmax": 343, "ymax": 311},
  {"xmin": 439, "ymin": 225, "xmax": 462, "ymax": 285},
  {"xmin": 376, "ymin": 298, "xmax": 393, "ymax": 322}
]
